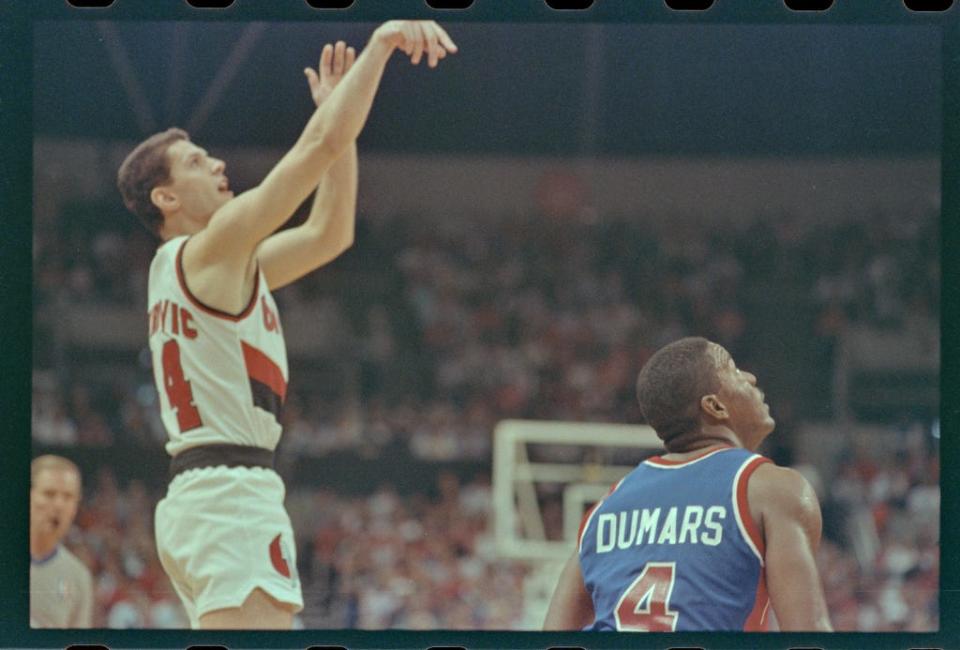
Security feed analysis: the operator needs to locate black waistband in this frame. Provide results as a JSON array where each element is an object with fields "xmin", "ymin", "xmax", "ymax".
[{"xmin": 169, "ymin": 443, "xmax": 275, "ymax": 481}]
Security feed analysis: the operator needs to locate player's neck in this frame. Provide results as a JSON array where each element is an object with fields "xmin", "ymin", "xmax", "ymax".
[
  {"xmin": 161, "ymin": 210, "xmax": 207, "ymax": 240},
  {"xmin": 663, "ymin": 427, "xmax": 742, "ymax": 457}
]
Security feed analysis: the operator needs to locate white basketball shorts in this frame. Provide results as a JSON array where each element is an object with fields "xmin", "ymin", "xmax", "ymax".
[{"xmin": 154, "ymin": 465, "xmax": 303, "ymax": 627}]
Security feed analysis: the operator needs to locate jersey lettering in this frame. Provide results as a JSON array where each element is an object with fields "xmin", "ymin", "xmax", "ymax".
[
  {"xmin": 679, "ymin": 506, "xmax": 704, "ymax": 544},
  {"xmin": 149, "ymin": 299, "xmax": 198, "ymax": 339},
  {"xmin": 597, "ymin": 514, "xmax": 616, "ymax": 553},
  {"xmin": 701, "ymin": 506, "xmax": 725, "ymax": 546},
  {"xmin": 617, "ymin": 510, "xmax": 637, "ymax": 550},
  {"xmin": 262, "ymin": 296, "xmax": 279, "ymax": 333},
  {"xmin": 639, "ymin": 507, "xmax": 660, "ymax": 544},
  {"xmin": 595, "ymin": 505, "xmax": 726, "ymax": 552},
  {"xmin": 657, "ymin": 507, "xmax": 678, "ymax": 544}
]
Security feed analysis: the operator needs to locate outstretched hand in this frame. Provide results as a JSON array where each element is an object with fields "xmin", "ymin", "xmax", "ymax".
[
  {"xmin": 304, "ymin": 40, "xmax": 357, "ymax": 107},
  {"xmin": 373, "ymin": 20, "xmax": 458, "ymax": 68}
]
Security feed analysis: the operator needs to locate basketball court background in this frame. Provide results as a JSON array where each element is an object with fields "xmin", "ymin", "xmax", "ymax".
[{"xmin": 31, "ymin": 21, "xmax": 940, "ymax": 630}]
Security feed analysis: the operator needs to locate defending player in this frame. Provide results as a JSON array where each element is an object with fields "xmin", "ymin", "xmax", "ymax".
[
  {"xmin": 543, "ymin": 336, "xmax": 832, "ymax": 632},
  {"xmin": 116, "ymin": 22, "xmax": 457, "ymax": 629},
  {"xmin": 30, "ymin": 455, "xmax": 93, "ymax": 628}
]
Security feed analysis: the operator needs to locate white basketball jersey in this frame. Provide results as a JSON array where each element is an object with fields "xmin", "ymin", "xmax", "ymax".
[{"xmin": 147, "ymin": 236, "xmax": 288, "ymax": 456}]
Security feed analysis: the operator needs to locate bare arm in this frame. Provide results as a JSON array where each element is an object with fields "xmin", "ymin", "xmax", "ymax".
[
  {"xmin": 185, "ymin": 22, "xmax": 457, "ymax": 306},
  {"xmin": 258, "ymin": 143, "xmax": 357, "ymax": 290},
  {"xmin": 543, "ymin": 551, "xmax": 594, "ymax": 630},
  {"xmin": 258, "ymin": 41, "xmax": 359, "ymax": 290},
  {"xmin": 750, "ymin": 463, "xmax": 833, "ymax": 631}
]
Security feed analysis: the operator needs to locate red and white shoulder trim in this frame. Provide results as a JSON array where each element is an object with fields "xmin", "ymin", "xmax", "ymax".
[
  {"xmin": 175, "ymin": 236, "xmax": 259, "ymax": 322},
  {"xmin": 732, "ymin": 454, "xmax": 771, "ymax": 565},
  {"xmin": 643, "ymin": 444, "xmax": 733, "ymax": 469}
]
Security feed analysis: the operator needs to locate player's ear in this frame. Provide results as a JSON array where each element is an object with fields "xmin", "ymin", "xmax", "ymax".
[
  {"xmin": 151, "ymin": 186, "xmax": 179, "ymax": 213},
  {"xmin": 701, "ymin": 394, "xmax": 728, "ymax": 421}
]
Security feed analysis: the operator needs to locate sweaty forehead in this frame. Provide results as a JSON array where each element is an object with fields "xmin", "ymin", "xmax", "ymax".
[
  {"xmin": 167, "ymin": 139, "xmax": 203, "ymax": 164},
  {"xmin": 708, "ymin": 342, "xmax": 733, "ymax": 369}
]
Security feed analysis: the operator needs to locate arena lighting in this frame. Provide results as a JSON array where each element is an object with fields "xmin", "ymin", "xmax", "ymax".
[
  {"xmin": 186, "ymin": 23, "xmax": 267, "ymax": 135},
  {"xmin": 95, "ymin": 21, "xmax": 157, "ymax": 135}
]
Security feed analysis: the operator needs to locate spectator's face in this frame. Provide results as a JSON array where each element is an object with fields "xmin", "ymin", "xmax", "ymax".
[{"xmin": 30, "ymin": 468, "xmax": 81, "ymax": 543}]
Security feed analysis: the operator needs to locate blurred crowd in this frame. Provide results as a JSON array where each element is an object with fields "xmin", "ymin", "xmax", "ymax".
[
  {"xmin": 33, "ymin": 206, "xmax": 940, "ymax": 461},
  {"xmin": 34, "ymin": 203, "xmax": 940, "ymax": 630},
  {"xmin": 287, "ymin": 473, "xmax": 528, "ymax": 629},
  {"xmin": 815, "ymin": 423, "xmax": 940, "ymax": 632}
]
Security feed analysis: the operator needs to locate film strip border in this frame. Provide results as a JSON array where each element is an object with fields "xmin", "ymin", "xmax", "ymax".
[
  {"xmin": 8, "ymin": 2, "xmax": 958, "ymax": 650},
  {"xmin": 57, "ymin": 643, "xmax": 951, "ymax": 649},
  {"xmin": 58, "ymin": 0, "xmax": 959, "ymax": 12}
]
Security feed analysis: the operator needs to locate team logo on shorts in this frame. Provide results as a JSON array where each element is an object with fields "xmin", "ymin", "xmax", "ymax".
[{"xmin": 269, "ymin": 533, "xmax": 292, "ymax": 579}]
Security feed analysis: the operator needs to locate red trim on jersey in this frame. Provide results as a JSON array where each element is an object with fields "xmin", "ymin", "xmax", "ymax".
[
  {"xmin": 241, "ymin": 341, "xmax": 287, "ymax": 403},
  {"xmin": 577, "ymin": 478, "xmax": 624, "ymax": 550},
  {"xmin": 176, "ymin": 237, "xmax": 259, "ymax": 322},
  {"xmin": 645, "ymin": 444, "xmax": 733, "ymax": 467},
  {"xmin": 736, "ymin": 456, "xmax": 771, "ymax": 559},
  {"xmin": 577, "ymin": 503, "xmax": 599, "ymax": 550},
  {"xmin": 744, "ymin": 568, "xmax": 770, "ymax": 631}
]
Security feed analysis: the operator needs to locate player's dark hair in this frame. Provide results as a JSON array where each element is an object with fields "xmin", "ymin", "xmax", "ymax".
[
  {"xmin": 117, "ymin": 127, "xmax": 189, "ymax": 238},
  {"xmin": 635, "ymin": 336, "xmax": 722, "ymax": 448}
]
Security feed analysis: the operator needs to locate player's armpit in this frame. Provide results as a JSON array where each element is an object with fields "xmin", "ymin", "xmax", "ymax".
[
  {"xmin": 750, "ymin": 464, "xmax": 833, "ymax": 632},
  {"xmin": 543, "ymin": 551, "xmax": 594, "ymax": 630}
]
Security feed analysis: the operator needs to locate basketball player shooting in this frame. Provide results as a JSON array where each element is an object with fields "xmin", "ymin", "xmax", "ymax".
[
  {"xmin": 543, "ymin": 337, "xmax": 833, "ymax": 632},
  {"xmin": 116, "ymin": 21, "xmax": 457, "ymax": 629}
]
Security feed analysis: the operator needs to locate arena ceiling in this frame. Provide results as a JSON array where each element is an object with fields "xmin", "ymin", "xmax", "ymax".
[{"xmin": 34, "ymin": 21, "xmax": 940, "ymax": 156}]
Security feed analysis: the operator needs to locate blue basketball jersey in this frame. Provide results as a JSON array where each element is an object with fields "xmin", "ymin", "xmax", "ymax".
[{"xmin": 577, "ymin": 446, "xmax": 771, "ymax": 632}]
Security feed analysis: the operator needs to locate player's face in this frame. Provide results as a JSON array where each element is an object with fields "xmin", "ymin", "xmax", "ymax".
[
  {"xmin": 30, "ymin": 469, "xmax": 81, "ymax": 543},
  {"xmin": 712, "ymin": 345, "xmax": 775, "ymax": 447},
  {"xmin": 164, "ymin": 139, "xmax": 233, "ymax": 222}
]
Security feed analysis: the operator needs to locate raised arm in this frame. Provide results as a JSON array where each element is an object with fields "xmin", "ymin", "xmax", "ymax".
[
  {"xmin": 257, "ymin": 142, "xmax": 357, "ymax": 291},
  {"xmin": 749, "ymin": 463, "xmax": 833, "ymax": 631},
  {"xmin": 257, "ymin": 41, "xmax": 358, "ymax": 291},
  {"xmin": 184, "ymin": 22, "xmax": 457, "ymax": 308},
  {"xmin": 543, "ymin": 551, "xmax": 594, "ymax": 630}
]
